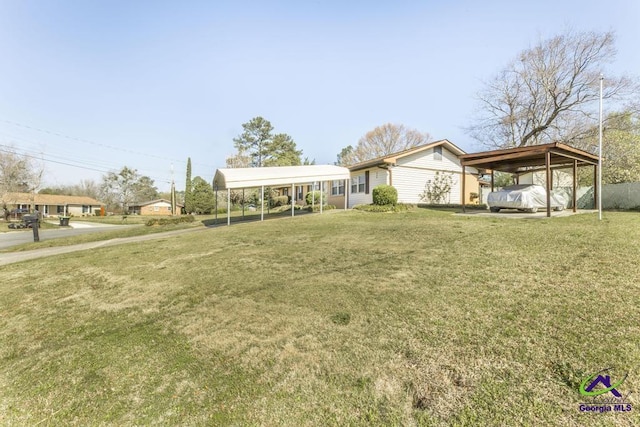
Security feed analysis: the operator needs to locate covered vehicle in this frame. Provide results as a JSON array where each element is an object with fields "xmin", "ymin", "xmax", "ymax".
[{"xmin": 487, "ymin": 184, "xmax": 566, "ymax": 213}]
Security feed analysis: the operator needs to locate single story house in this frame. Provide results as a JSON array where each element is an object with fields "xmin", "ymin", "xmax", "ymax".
[
  {"xmin": 344, "ymin": 139, "xmax": 480, "ymax": 208},
  {"xmin": 1, "ymin": 192, "xmax": 104, "ymax": 217},
  {"xmin": 129, "ymin": 199, "xmax": 183, "ymax": 216}
]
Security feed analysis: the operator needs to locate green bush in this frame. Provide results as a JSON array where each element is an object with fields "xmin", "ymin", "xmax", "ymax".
[
  {"xmin": 305, "ymin": 191, "xmax": 327, "ymax": 205},
  {"xmin": 270, "ymin": 196, "xmax": 289, "ymax": 207},
  {"xmin": 417, "ymin": 203, "xmax": 488, "ymax": 210},
  {"xmin": 306, "ymin": 204, "xmax": 337, "ymax": 212},
  {"xmin": 145, "ymin": 215, "xmax": 196, "ymax": 226},
  {"xmin": 353, "ymin": 203, "xmax": 413, "ymax": 213},
  {"xmin": 372, "ymin": 185, "xmax": 398, "ymax": 206}
]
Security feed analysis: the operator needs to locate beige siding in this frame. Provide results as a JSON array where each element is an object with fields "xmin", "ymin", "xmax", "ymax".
[
  {"xmin": 348, "ymin": 167, "xmax": 389, "ymax": 207},
  {"xmin": 520, "ymin": 169, "xmax": 573, "ymax": 187},
  {"xmin": 397, "ymin": 147, "xmax": 462, "ymax": 172},
  {"xmin": 392, "ymin": 167, "xmax": 462, "ymax": 204},
  {"xmin": 141, "ymin": 201, "xmax": 174, "ymax": 216},
  {"xmin": 389, "ymin": 147, "xmax": 465, "ymax": 204}
]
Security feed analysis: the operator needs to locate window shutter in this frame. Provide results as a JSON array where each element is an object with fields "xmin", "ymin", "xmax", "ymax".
[{"xmin": 365, "ymin": 170, "xmax": 370, "ymax": 194}]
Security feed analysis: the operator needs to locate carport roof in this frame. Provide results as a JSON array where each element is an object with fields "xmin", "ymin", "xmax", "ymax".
[
  {"xmin": 213, "ymin": 165, "xmax": 351, "ymax": 190},
  {"xmin": 459, "ymin": 142, "xmax": 599, "ymax": 173}
]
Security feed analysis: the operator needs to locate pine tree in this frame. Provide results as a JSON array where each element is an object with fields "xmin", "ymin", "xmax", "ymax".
[{"xmin": 185, "ymin": 157, "xmax": 193, "ymax": 213}]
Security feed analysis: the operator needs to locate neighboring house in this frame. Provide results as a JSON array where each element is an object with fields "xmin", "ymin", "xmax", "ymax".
[
  {"xmin": 345, "ymin": 139, "xmax": 480, "ymax": 208},
  {"xmin": 129, "ymin": 199, "xmax": 183, "ymax": 216},
  {"xmin": 1, "ymin": 192, "xmax": 104, "ymax": 217},
  {"xmin": 272, "ymin": 182, "xmax": 333, "ymax": 206},
  {"xmin": 519, "ymin": 169, "xmax": 574, "ymax": 187}
]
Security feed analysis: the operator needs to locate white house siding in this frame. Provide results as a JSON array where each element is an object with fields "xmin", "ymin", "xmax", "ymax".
[
  {"xmin": 519, "ymin": 169, "xmax": 573, "ymax": 187},
  {"xmin": 391, "ymin": 147, "xmax": 463, "ymax": 204},
  {"xmin": 348, "ymin": 167, "xmax": 389, "ymax": 207}
]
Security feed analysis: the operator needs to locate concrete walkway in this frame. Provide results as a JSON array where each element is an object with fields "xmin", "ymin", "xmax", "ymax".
[
  {"xmin": 0, "ymin": 227, "xmax": 205, "ymax": 267},
  {"xmin": 454, "ymin": 209, "xmax": 597, "ymax": 219}
]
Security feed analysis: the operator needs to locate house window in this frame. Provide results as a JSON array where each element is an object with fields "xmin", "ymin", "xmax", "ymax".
[
  {"xmin": 331, "ymin": 180, "xmax": 345, "ymax": 196},
  {"xmin": 282, "ymin": 188, "xmax": 289, "ymax": 196},
  {"xmin": 57, "ymin": 206, "xmax": 65, "ymax": 214},
  {"xmin": 82, "ymin": 205, "xmax": 89, "ymax": 213},
  {"xmin": 434, "ymin": 145, "xmax": 442, "ymax": 161},
  {"xmin": 297, "ymin": 186, "xmax": 304, "ymax": 201},
  {"xmin": 154, "ymin": 206, "xmax": 159, "ymax": 211},
  {"xmin": 351, "ymin": 174, "xmax": 366, "ymax": 194}
]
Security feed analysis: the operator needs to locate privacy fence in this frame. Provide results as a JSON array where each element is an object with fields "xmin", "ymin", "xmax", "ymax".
[{"xmin": 556, "ymin": 182, "xmax": 640, "ymax": 210}]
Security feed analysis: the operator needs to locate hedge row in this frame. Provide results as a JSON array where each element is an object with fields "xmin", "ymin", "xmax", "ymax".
[
  {"xmin": 145, "ymin": 215, "xmax": 196, "ymax": 226},
  {"xmin": 306, "ymin": 204, "xmax": 337, "ymax": 212},
  {"xmin": 353, "ymin": 203, "xmax": 413, "ymax": 213}
]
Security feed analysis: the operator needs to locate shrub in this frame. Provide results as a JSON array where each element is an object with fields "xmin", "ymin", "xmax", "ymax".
[
  {"xmin": 417, "ymin": 203, "xmax": 488, "ymax": 210},
  {"xmin": 270, "ymin": 195, "xmax": 289, "ymax": 207},
  {"xmin": 306, "ymin": 204, "xmax": 337, "ymax": 212},
  {"xmin": 145, "ymin": 215, "xmax": 196, "ymax": 226},
  {"xmin": 305, "ymin": 191, "xmax": 327, "ymax": 206},
  {"xmin": 372, "ymin": 185, "xmax": 398, "ymax": 206},
  {"xmin": 420, "ymin": 172, "xmax": 454, "ymax": 204},
  {"xmin": 353, "ymin": 203, "xmax": 413, "ymax": 213}
]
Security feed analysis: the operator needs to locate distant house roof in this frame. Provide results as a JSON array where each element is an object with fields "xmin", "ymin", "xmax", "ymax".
[
  {"xmin": 213, "ymin": 165, "xmax": 351, "ymax": 190},
  {"xmin": 130, "ymin": 199, "xmax": 184, "ymax": 208},
  {"xmin": 2, "ymin": 192, "xmax": 104, "ymax": 206},
  {"xmin": 348, "ymin": 139, "xmax": 467, "ymax": 172}
]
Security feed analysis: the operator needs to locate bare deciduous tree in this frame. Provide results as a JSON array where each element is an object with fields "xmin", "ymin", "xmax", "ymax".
[
  {"xmin": 337, "ymin": 123, "xmax": 431, "ymax": 166},
  {"xmin": 0, "ymin": 147, "xmax": 44, "ymax": 214},
  {"xmin": 467, "ymin": 30, "xmax": 638, "ymax": 148}
]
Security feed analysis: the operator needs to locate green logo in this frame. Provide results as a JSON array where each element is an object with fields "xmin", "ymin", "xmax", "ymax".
[{"xmin": 579, "ymin": 368, "xmax": 627, "ymax": 397}]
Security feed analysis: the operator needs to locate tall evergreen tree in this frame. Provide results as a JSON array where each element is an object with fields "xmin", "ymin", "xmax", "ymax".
[
  {"xmin": 185, "ymin": 157, "xmax": 193, "ymax": 213},
  {"xmin": 232, "ymin": 117, "xmax": 303, "ymax": 167},
  {"xmin": 191, "ymin": 176, "xmax": 215, "ymax": 214}
]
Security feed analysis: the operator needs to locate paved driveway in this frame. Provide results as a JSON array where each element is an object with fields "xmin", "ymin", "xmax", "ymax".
[
  {"xmin": 0, "ymin": 222, "xmax": 133, "ymax": 250},
  {"xmin": 455, "ymin": 209, "xmax": 597, "ymax": 219}
]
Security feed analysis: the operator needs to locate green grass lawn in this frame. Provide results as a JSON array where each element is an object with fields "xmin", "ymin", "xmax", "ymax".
[{"xmin": 1, "ymin": 209, "xmax": 639, "ymax": 425}]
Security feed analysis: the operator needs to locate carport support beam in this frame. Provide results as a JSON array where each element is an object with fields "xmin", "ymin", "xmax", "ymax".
[
  {"xmin": 292, "ymin": 183, "xmax": 295, "ymax": 217},
  {"xmin": 461, "ymin": 165, "xmax": 466, "ymax": 213},
  {"xmin": 344, "ymin": 179, "xmax": 348, "ymax": 210},
  {"xmin": 546, "ymin": 151, "xmax": 551, "ymax": 217},
  {"xmin": 593, "ymin": 165, "xmax": 598, "ymax": 211},
  {"xmin": 261, "ymin": 185, "xmax": 264, "ymax": 221},
  {"xmin": 227, "ymin": 190, "xmax": 231, "ymax": 226},
  {"xmin": 320, "ymin": 182, "xmax": 323, "ymax": 214},
  {"xmin": 572, "ymin": 160, "xmax": 577, "ymax": 213}
]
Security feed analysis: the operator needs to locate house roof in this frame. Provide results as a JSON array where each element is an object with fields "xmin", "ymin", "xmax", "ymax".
[
  {"xmin": 348, "ymin": 139, "xmax": 467, "ymax": 172},
  {"xmin": 130, "ymin": 199, "xmax": 184, "ymax": 208},
  {"xmin": 2, "ymin": 192, "xmax": 104, "ymax": 206},
  {"xmin": 213, "ymin": 165, "xmax": 351, "ymax": 190},
  {"xmin": 458, "ymin": 142, "xmax": 599, "ymax": 173}
]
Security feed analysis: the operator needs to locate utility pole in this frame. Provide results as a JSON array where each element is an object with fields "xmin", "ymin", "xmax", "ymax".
[{"xmin": 598, "ymin": 75, "xmax": 603, "ymax": 221}]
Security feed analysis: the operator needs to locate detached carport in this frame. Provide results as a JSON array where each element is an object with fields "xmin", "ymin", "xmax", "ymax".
[
  {"xmin": 213, "ymin": 165, "xmax": 351, "ymax": 225},
  {"xmin": 459, "ymin": 142, "xmax": 599, "ymax": 217}
]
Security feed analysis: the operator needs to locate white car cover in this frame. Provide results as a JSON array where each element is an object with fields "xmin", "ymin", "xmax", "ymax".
[{"xmin": 487, "ymin": 185, "xmax": 566, "ymax": 210}]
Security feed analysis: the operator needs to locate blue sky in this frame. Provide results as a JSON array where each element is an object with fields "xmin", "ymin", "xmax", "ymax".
[{"xmin": 0, "ymin": 0, "xmax": 638, "ymax": 191}]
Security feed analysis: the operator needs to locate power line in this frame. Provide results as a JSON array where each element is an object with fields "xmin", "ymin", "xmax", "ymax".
[
  {"xmin": 0, "ymin": 118, "xmax": 217, "ymax": 169},
  {"xmin": 0, "ymin": 145, "xmax": 173, "ymax": 184}
]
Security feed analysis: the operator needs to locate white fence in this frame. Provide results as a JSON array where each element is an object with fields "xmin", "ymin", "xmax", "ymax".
[
  {"xmin": 556, "ymin": 183, "xmax": 640, "ymax": 209},
  {"xmin": 482, "ymin": 182, "xmax": 640, "ymax": 210}
]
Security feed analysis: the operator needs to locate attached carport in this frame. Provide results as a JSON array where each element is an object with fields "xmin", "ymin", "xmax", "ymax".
[
  {"xmin": 213, "ymin": 165, "xmax": 351, "ymax": 225},
  {"xmin": 459, "ymin": 142, "xmax": 599, "ymax": 217}
]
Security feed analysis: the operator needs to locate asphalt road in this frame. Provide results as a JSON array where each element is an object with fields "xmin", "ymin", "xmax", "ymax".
[{"xmin": 0, "ymin": 222, "xmax": 134, "ymax": 250}]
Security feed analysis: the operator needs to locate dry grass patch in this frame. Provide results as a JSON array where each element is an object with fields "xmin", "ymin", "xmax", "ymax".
[{"xmin": 1, "ymin": 210, "xmax": 640, "ymax": 425}]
